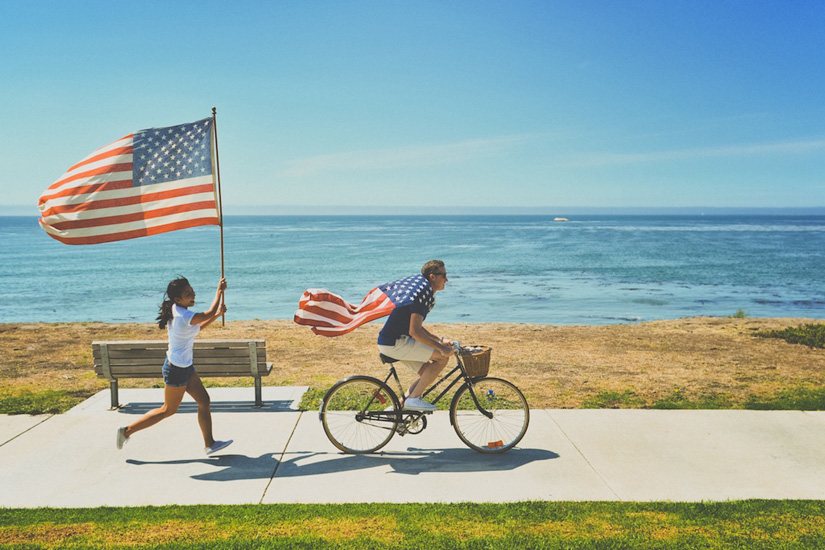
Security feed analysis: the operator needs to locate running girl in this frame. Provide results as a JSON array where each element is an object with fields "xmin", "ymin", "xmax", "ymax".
[{"xmin": 116, "ymin": 276, "xmax": 232, "ymax": 455}]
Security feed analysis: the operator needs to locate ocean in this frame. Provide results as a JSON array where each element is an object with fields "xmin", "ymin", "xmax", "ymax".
[{"xmin": 2, "ymin": 215, "xmax": 823, "ymax": 325}]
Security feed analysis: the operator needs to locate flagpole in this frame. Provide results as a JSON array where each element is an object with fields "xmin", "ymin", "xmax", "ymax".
[{"xmin": 212, "ymin": 107, "xmax": 226, "ymax": 327}]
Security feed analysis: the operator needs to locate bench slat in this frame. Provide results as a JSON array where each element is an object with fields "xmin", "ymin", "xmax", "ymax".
[
  {"xmin": 97, "ymin": 352, "xmax": 268, "ymax": 361},
  {"xmin": 94, "ymin": 343, "xmax": 266, "ymax": 360},
  {"xmin": 94, "ymin": 363, "xmax": 273, "ymax": 377},
  {"xmin": 93, "ymin": 340, "xmax": 270, "ymax": 379},
  {"xmin": 93, "ymin": 357, "xmax": 270, "ymax": 367}
]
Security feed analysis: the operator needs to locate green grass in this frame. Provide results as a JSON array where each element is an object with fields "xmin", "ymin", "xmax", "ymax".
[
  {"xmin": 582, "ymin": 390, "xmax": 646, "ymax": 409},
  {"xmin": 652, "ymin": 390, "xmax": 733, "ymax": 410},
  {"xmin": 756, "ymin": 323, "xmax": 825, "ymax": 349},
  {"xmin": 582, "ymin": 389, "xmax": 733, "ymax": 410},
  {"xmin": 745, "ymin": 387, "xmax": 825, "ymax": 410},
  {"xmin": 0, "ymin": 389, "xmax": 84, "ymax": 415},
  {"xmin": 297, "ymin": 386, "xmax": 327, "ymax": 410},
  {"xmin": 581, "ymin": 386, "xmax": 825, "ymax": 411},
  {"xmin": 1, "ymin": 501, "xmax": 825, "ymax": 549}
]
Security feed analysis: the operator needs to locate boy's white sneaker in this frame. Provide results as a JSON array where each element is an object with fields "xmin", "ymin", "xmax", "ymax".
[
  {"xmin": 205, "ymin": 439, "xmax": 233, "ymax": 456},
  {"xmin": 403, "ymin": 397, "xmax": 436, "ymax": 412}
]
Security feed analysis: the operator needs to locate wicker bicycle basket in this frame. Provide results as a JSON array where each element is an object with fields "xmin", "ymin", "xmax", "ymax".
[{"xmin": 460, "ymin": 346, "xmax": 492, "ymax": 378}]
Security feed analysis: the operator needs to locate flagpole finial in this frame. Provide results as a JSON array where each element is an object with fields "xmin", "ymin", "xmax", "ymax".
[{"xmin": 212, "ymin": 107, "xmax": 216, "ymax": 116}]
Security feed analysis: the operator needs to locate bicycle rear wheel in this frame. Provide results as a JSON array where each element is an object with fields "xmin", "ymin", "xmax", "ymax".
[
  {"xmin": 450, "ymin": 377, "xmax": 529, "ymax": 453},
  {"xmin": 320, "ymin": 376, "xmax": 400, "ymax": 454}
]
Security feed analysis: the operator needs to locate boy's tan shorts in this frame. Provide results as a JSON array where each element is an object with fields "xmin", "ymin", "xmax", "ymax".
[{"xmin": 378, "ymin": 335, "xmax": 435, "ymax": 374}]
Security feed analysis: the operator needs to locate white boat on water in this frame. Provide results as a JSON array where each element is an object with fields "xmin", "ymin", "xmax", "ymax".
[{"xmin": 553, "ymin": 217, "xmax": 569, "ymax": 222}]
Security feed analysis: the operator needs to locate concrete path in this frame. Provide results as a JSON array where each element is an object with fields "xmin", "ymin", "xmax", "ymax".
[{"xmin": 1, "ymin": 387, "xmax": 824, "ymax": 507}]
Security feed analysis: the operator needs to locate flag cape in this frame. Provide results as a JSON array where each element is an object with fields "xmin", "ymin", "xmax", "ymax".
[
  {"xmin": 38, "ymin": 117, "xmax": 219, "ymax": 245},
  {"xmin": 294, "ymin": 274, "xmax": 433, "ymax": 337}
]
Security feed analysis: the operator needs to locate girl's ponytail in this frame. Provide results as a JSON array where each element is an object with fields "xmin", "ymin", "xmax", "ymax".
[
  {"xmin": 157, "ymin": 299, "xmax": 175, "ymax": 329},
  {"xmin": 157, "ymin": 276, "xmax": 191, "ymax": 329}
]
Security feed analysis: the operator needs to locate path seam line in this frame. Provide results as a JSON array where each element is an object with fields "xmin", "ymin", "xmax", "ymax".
[
  {"xmin": 545, "ymin": 410, "xmax": 622, "ymax": 501},
  {"xmin": 0, "ymin": 415, "xmax": 54, "ymax": 449},
  {"xmin": 259, "ymin": 410, "xmax": 303, "ymax": 504}
]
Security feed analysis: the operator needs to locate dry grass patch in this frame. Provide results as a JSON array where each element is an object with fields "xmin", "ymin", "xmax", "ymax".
[
  {"xmin": 264, "ymin": 516, "xmax": 401, "ymax": 543},
  {"xmin": 2, "ymin": 317, "xmax": 824, "ymax": 410},
  {"xmin": 0, "ymin": 517, "xmax": 402, "ymax": 548}
]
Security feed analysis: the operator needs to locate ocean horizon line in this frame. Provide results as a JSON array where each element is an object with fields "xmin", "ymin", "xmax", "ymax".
[{"xmin": 6, "ymin": 205, "xmax": 825, "ymax": 217}]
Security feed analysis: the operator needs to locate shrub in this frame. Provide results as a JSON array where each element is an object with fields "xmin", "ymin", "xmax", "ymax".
[{"xmin": 756, "ymin": 324, "xmax": 825, "ymax": 349}]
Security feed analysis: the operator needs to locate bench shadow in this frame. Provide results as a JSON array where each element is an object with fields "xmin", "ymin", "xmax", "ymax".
[
  {"xmin": 126, "ymin": 447, "xmax": 558, "ymax": 482},
  {"xmin": 118, "ymin": 400, "xmax": 297, "ymax": 414}
]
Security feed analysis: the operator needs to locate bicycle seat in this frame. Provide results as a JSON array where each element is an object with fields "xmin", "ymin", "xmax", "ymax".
[{"xmin": 379, "ymin": 353, "xmax": 399, "ymax": 364}]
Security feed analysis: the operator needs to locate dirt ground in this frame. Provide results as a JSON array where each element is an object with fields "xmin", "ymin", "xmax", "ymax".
[{"xmin": 1, "ymin": 317, "xmax": 823, "ymax": 408}]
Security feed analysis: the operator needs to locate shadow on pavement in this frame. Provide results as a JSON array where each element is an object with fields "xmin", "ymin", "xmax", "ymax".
[
  {"xmin": 277, "ymin": 447, "xmax": 559, "ymax": 478},
  {"xmin": 126, "ymin": 447, "xmax": 558, "ymax": 481},
  {"xmin": 127, "ymin": 454, "xmax": 279, "ymax": 482}
]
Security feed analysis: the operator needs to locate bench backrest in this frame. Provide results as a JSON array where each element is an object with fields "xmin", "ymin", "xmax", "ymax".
[{"xmin": 93, "ymin": 339, "xmax": 268, "ymax": 379}]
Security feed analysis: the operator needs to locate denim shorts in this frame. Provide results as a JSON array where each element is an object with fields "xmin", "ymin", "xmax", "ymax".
[{"xmin": 162, "ymin": 358, "xmax": 195, "ymax": 387}]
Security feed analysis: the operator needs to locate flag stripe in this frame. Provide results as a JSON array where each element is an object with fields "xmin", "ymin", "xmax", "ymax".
[
  {"xmin": 38, "ymin": 118, "xmax": 219, "ymax": 245},
  {"xmin": 39, "ymin": 206, "xmax": 218, "ymax": 237},
  {"xmin": 38, "ymin": 216, "xmax": 219, "ymax": 245},
  {"xmin": 40, "ymin": 180, "xmax": 215, "ymax": 217},
  {"xmin": 297, "ymin": 298, "xmax": 393, "ymax": 327},
  {"xmin": 297, "ymin": 289, "xmax": 392, "ymax": 321},
  {"xmin": 44, "ymin": 137, "xmax": 134, "ymax": 193},
  {"xmin": 48, "ymin": 201, "xmax": 218, "ymax": 230},
  {"xmin": 308, "ymin": 309, "xmax": 393, "ymax": 336},
  {"xmin": 46, "ymin": 162, "xmax": 134, "ymax": 193},
  {"xmin": 298, "ymin": 288, "xmax": 390, "ymax": 316},
  {"xmin": 293, "ymin": 287, "xmax": 396, "ymax": 336},
  {"xmin": 64, "ymin": 144, "xmax": 134, "ymax": 175}
]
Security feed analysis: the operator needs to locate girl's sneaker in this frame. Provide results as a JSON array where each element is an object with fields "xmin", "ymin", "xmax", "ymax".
[
  {"xmin": 116, "ymin": 427, "xmax": 128, "ymax": 450},
  {"xmin": 205, "ymin": 439, "xmax": 233, "ymax": 456}
]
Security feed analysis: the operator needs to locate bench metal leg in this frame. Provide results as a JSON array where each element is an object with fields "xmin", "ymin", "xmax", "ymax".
[
  {"xmin": 109, "ymin": 380, "xmax": 121, "ymax": 410},
  {"xmin": 254, "ymin": 377, "xmax": 263, "ymax": 408}
]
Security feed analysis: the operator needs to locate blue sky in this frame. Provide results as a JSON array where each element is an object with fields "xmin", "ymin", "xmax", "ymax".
[{"xmin": 2, "ymin": 1, "xmax": 824, "ymax": 214}]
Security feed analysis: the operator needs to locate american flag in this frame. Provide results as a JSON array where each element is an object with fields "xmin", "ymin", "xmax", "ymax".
[
  {"xmin": 38, "ymin": 117, "xmax": 219, "ymax": 245},
  {"xmin": 294, "ymin": 274, "xmax": 434, "ymax": 336}
]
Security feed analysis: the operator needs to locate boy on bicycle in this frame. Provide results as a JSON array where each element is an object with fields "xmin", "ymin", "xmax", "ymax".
[{"xmin": 376, "ymin": 260, "xmax": 454, "ymax": 411}]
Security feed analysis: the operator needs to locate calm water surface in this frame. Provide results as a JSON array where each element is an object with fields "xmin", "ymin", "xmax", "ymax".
[{"xmin": 1, "ymin": 215, "xmax": 823, "ymax": 325}]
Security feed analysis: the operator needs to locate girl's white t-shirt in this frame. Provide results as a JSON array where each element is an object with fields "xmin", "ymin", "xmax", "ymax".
[{"xmin": 166, "ymin": 304, "xmax": 200, "ymax": 367}]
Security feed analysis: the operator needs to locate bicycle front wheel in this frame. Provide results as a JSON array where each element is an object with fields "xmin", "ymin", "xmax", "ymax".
[
  {"xmin": 450, "ymin": 377, "xmax": 529, "ymax": 453},
  {"xmin": 320, "ymin": 376, "xmax": 400, "ymax": 454}
]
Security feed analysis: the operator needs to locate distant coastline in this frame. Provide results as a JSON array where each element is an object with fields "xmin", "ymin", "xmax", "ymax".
[{"xmin": 6, "ymin": 205, "xmax": 825, "ymax": 216}]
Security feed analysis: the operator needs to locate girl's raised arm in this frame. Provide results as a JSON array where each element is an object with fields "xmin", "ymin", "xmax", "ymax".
[{"xmin": 190, "ymin": 278, "xmax": 227, "ymax": 327}]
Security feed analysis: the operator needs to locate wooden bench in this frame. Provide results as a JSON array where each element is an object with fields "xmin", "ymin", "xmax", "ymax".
[{"xmin": 92, "ymin": 339, "xmax": 272, "ymax": 409}]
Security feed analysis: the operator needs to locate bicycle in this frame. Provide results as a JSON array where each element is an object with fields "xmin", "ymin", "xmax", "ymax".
[{"xmin": 319, "ymin": 345, "xmax": 530, "ymax": 454}]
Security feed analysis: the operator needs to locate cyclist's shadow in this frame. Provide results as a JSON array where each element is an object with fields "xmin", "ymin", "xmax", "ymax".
[
  {"xmin": 124, "ymin": 448, "xmax": 559, "ymax": 481},
  {"xmin": 275, "ymin": 447, "xmax": 559, "ymax": 478}
]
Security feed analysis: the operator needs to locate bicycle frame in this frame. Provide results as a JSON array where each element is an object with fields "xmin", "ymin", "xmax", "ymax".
[{"xmin": 381, "ymin": 353, "xmax": 495, "ymax": 422}]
